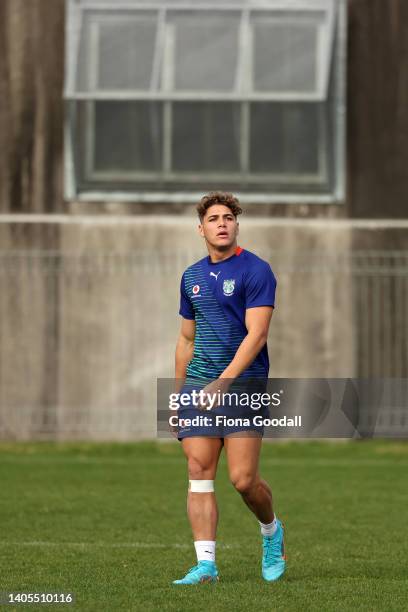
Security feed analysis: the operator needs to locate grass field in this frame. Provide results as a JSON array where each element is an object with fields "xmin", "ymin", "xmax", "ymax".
[{"xmin": 1, "ymin": 440, "xmax": 407, "ymax": 611}]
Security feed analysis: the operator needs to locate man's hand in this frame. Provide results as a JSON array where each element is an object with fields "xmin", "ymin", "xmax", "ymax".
[
  {"xmin": 168, "ymin": 417, "xmax": 180, "ymax": 440},
  {"xmin": 197, "ymin": 378, "xmax": 232, "ymax": 411}
]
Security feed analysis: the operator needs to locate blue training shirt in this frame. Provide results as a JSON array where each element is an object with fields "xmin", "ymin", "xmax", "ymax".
[{"xmin": 179, "ymin": 246, "xmax": 277, "ymax": 379}]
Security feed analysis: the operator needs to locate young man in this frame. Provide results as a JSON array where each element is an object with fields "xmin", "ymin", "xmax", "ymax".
[{"xmin": 173, "ymin": 192, "xmax": 285, "ymax": 585}]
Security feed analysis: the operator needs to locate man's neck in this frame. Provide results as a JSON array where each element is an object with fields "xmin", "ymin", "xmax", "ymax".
[{"xmin": 207, "ymin": 243, "xmax": 238, "ymax": 264}]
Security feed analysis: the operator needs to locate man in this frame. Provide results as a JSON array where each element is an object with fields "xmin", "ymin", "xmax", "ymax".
[{"xmin": 173, "ymin": 191, "xmax": 285, "ymax": 585}]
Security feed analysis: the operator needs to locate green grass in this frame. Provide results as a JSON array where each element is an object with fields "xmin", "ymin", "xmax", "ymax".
[{"xmin": 1, "ymin": 440, "xmax": 407, "ymax": 611}]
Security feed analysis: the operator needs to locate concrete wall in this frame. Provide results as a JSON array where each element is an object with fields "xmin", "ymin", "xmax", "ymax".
[{"xmin": 4, "ymin": 216, "xmax": 407, "ymax": 440}]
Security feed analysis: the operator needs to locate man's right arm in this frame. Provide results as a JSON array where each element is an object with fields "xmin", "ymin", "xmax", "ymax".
[{"xmin": 175, "ymin": 317, "xmax": 195, "ymax": 391}]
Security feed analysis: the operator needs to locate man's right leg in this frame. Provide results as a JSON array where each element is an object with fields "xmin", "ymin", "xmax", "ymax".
[
  {"xmin": 173, "ymin": 436, "xmax": 223, "ymax": 585},
  {"xmin": 183, "ymin": 437, "xmax": 223, "ymax": 541}
]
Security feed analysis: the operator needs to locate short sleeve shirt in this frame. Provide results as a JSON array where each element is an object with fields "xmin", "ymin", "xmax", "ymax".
[{"xmin": 179, "ymin": 246, "xmax": 277, "ymax": 379}]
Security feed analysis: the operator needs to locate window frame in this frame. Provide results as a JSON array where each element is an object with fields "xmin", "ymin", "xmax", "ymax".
[{"xmin": 64, "ymin": 0, "xmax": 346, "ymax": 204}]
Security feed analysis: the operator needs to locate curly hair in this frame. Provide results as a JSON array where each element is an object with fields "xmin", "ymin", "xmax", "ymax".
[{"xmin": 196, "ymin": 191, "xmax": 243, "ymax": 222}]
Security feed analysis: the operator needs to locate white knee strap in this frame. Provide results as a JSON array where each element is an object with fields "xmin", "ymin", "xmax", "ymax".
[{"xmin": 189, "ymin": 480, "xmax": 214, "ymax": 493}]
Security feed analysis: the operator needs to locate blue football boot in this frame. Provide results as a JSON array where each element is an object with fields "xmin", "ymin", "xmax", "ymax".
[
  {"xmin": 262, "ymin": 520, "xmax": 286, "ymax": 581},
  {"xmin": 173, "ymin": 560, "xmax": 219, "ymax": 585}
]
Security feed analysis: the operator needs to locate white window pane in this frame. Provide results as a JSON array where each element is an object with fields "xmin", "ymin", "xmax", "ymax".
[
  {"xmin": 77, "ymin": 12, "xmax": 158, "ymax": 91},
  {"xmin": 250, "ymin": 103, "xmax": 320, "ymax": 174},
  {"xmin": 93, "ymin": 102, "xmax": 162, "ymax": 171},
  {"xmin": 98, "ymin": 19, "xmax": 157, "ymax": 90},
  {"xmin": 172, "ymin": 103, "xmax": 241, "ymax": 172},
  {"xmin": 170, "ymin": 12, "xmax": 240, "ymax": 92},
  {"xmin": 252, "ymin": 19, "xmax": 318, "ymax": 93}
]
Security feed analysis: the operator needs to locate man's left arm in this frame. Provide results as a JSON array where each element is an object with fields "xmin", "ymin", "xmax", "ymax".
[
  {"xmin": 221, "ymin": 259, "xmax": 277, "ymax": 382},
  {"xmin": 219, "ymin": 306, "xmax": 273, "ymax": 380},
  {"xmin": 197, "ymin": 307, "xmax": 273, "ymax": 408}
]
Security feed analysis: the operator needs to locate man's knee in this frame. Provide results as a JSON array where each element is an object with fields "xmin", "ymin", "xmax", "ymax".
[
  {"xmin": 187, "ymin": 457, "xmax": 214, "ymax": 480},
  {"xmin": 230, "ymin": 472, "xmax": 257, "ymax": 495}
]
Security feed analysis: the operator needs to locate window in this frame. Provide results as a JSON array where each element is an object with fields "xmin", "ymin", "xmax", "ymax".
[{"xmin": 65, "ymin": 0, "xmax": 346, "ymax": 203}]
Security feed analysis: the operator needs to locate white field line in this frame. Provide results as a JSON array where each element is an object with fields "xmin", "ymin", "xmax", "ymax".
[{"xmin": 0, "ymin": 541, "xmax": 237, "ymax": 550}]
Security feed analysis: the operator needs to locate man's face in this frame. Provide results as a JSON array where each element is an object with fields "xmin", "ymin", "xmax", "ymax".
[{"xmin": 198, "ymin": 204, "xmax": 239, "ymax": 249}]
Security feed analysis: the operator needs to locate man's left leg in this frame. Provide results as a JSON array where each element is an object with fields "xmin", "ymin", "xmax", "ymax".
[{"xmin": 224, "ymin": 434, "xmax": 286, "ymax": 581}]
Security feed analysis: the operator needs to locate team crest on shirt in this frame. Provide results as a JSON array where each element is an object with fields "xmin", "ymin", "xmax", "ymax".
[{"xmin": 223, "ymin": 279, "xmax": 235, "ymax": 296}]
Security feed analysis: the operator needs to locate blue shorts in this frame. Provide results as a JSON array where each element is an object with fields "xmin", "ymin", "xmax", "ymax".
[{"xmin": 175, "ymin": 382, "xmax": 269, "ymax": 440}]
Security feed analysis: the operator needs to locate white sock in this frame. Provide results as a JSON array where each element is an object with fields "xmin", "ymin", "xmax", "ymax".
[
  {"xmin": 194, "ymin": 540, "xmax": 216, "ymax": 563},
  {"xmin": 259, "ymin": 515, "xmax": 278, "ymax": 537}
]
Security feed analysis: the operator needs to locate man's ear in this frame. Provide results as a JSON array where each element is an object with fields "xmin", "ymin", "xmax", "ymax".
[
  {"xmin": 198, "ymin": 223, "xmax": 204, "ymax": 237},
  {"xmin": 236, "ymin": 221, "xmax": 239, "ymax": 235}
]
